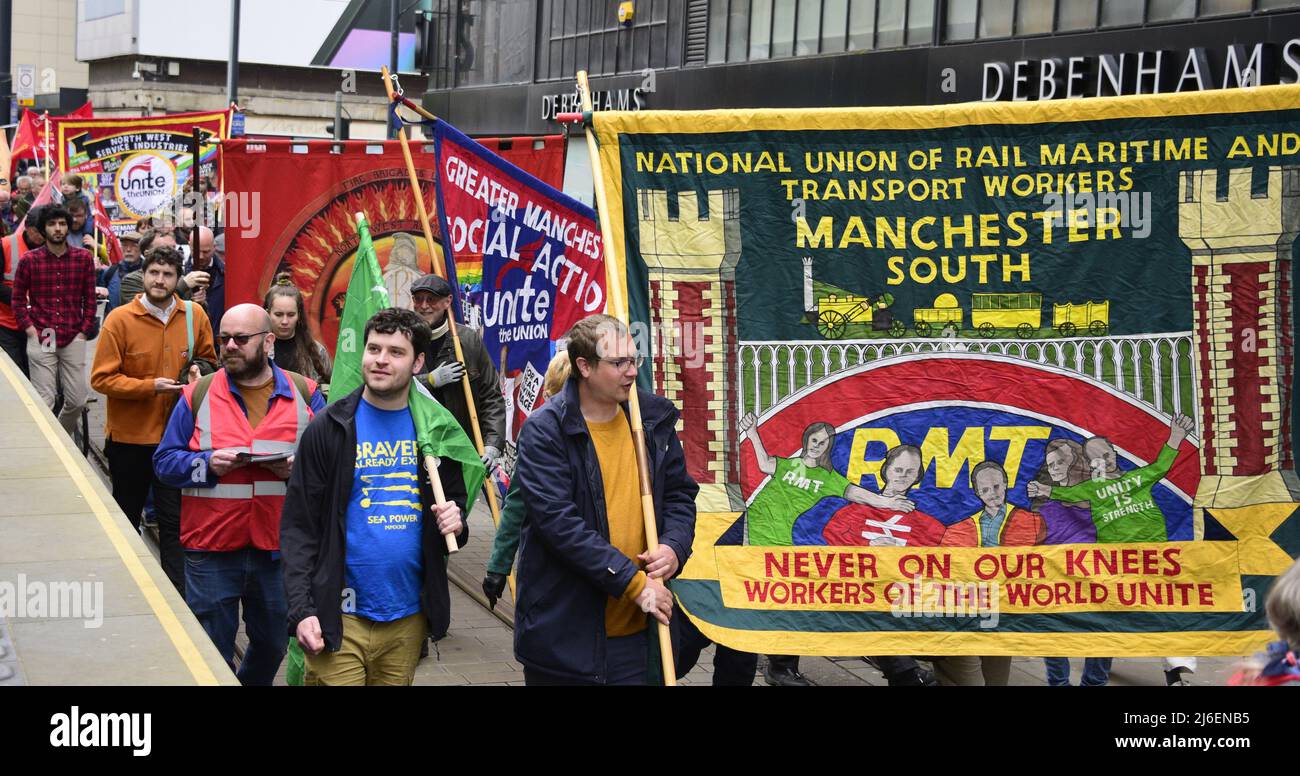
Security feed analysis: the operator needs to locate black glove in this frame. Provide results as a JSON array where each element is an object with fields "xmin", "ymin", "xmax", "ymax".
[{"xmin": 482, "ymin": 572, "xmax": 507, "ymax": 610}]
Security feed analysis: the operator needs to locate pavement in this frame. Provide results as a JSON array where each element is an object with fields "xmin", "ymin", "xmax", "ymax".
[
  {"xmin": 0, "ymin": 346, "xmax": 238, "ymax": 686},
  {"xmin": 75, "ymin": 336, "xmax": 1245, "ymax": 687}
]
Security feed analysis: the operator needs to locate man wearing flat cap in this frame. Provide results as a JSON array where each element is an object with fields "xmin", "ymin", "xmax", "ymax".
[{"xmin": 409, "ymin": 273, "xmax": 506, "ymax": 476}]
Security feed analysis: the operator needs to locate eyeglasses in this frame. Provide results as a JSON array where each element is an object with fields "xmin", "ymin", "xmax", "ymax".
[
  {"xmin": 218, "ymin": 331, "xmax": 269, "ymax": 347},
  {"xmin": 599, "ymin": 355, "xmax": 644, "ymax": 371}
]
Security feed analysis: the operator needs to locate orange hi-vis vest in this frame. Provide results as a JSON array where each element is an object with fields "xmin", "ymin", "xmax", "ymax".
[
  {"xmin": 0, "ymin": 231, "xmax": 27, "ymax": 330},
  {"xmin": 180, "ymin": 368, "xmax": 316, "ymax": 551}
]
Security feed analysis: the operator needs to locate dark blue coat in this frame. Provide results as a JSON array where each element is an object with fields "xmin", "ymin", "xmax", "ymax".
[{"xmin": 513, "ymin": 378, "xmax": 698, "ymax": 683}]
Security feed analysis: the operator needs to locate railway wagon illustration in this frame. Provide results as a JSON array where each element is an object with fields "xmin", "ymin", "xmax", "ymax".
[
  {"xmin": 912, "ymin": 293, "xmax": 963, "ymax": 337},
  {"xmin": 1053, "ymin": 300, "xmax": 1110, "ymax": 337},
  {"xmin": 971, "ymin": 292, "xmax": 1043, "ymax": 338}
]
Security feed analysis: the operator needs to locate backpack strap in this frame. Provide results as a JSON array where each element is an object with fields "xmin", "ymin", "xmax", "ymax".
[
  {"xmin": 190, "ymin": 371, "xmax": 219, "ymax": 419},
  {"xmin": 280, "ymin": 368, "xmax": 311, "ymax": 401},
  {"xmin": 183, "ymin": 300, "xmax": 194, "ymax": 359},
  {"xmin": 190, "ymin": 368, "xmax": 312, "ymax": 426}
]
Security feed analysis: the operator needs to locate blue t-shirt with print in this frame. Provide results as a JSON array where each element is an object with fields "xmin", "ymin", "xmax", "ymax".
[{"xmin": 345, "ymin": 398, "xmax": 424, "ymax": 622}]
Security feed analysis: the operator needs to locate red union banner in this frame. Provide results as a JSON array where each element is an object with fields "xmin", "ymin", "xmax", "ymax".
[
  {"xmin": 221, "ymin": 136, "xmax": 567, "ymax": 361},
  {"xmin": 53, "ymin": 109, "xmax": 232, "ymax": 233}
]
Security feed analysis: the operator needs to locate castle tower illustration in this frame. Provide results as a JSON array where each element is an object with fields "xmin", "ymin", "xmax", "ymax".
[
  {"xmin": 1179, "ymin": 165, "xmax": 1300, "ymax": 508},
  {"xmin": 635, "ymin": 188, "xmax": 742, "ymax": 511}
]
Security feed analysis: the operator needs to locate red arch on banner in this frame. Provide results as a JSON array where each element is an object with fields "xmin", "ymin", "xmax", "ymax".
[{"xmin": 738, "ymin": 355, "xmax": 1200, "ymax": 500}]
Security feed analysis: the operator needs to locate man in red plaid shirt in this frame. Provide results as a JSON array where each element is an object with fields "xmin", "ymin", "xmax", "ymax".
[{"xmin": 12, "ymin": 204, "xmax": 98, "ymax": 438}]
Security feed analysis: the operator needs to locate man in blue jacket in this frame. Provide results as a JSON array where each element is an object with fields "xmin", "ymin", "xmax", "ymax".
[{"xmin": 513, "ymin": 313, "xmax": 697, "ymax": 685}]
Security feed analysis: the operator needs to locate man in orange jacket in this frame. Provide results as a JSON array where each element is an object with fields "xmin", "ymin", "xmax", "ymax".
[{"xmin": 91, "ymin": 246, "xmax": 216, "ymax": 593}]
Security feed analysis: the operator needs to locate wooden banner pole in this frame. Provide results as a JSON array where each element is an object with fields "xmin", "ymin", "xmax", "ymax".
[{"xmin": 576, "ymin": 70, "xmax": 676, "ymax": 686}]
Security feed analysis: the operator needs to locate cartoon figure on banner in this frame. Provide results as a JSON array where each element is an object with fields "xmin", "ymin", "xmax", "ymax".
[
  {"xmin": 941, "ymin": 461, "xmax": 1046, "ymax": 547},
  {"xmin": 819, "ymin": 444, "xmax": 946, "ymax": 546},
  {"xmin": 740, "ymin": 412, "xmax": 915, "ymax": 546},
  {"xmin": 1031, "ymin": 440, "xmax": 1096, "ymax": 544},
  {"xmin": 1027, "ymin": 414, "xmax": 1196, "ymax": 543}
]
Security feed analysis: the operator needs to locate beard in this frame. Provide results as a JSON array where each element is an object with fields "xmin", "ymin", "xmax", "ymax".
[
  {"xmin": 223, "ymin": 350, "xmax": 267, "ymax": 382},
  {"xmin": 145, "ymin": 285, "xmax": 174, "ymax": 306},
  {"xmin": 363, "ymin": 368, "xmax": 412, "ymax": 400}
]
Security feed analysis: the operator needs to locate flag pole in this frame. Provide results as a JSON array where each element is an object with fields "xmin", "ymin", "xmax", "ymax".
[
  {"xmin": 355, "ymin": 211, "xmax": 459, "ymax": 554},
  {"xmin": 41, "ymin": 111, "xmax": 50, "ymax": 180},
  {"xmin": 380, "ymin": 67, "xmax": 505, "ymax": 538},
  {"xmin": 575, "ymin": 70, "xmax": 676, "ymax": 686},
  {"xmin": 497, "ymin": 341, "xmax": 516, "ymax": 600}
]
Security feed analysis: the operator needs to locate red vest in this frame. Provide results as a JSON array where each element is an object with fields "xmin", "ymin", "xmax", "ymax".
[
  {"xmin": 180, "ymin": 369, "xmax": 316, "ymax": 551},
  {"xmin": 0, "ymin": 232, "xmax": 26, "ymax": 330}
]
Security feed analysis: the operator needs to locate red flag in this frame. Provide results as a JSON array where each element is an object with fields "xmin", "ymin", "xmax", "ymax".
[
  {"xmin": 8, "ymin": 171, "xmax": 61, "ymax": 252},
  {"xmin": 9, "ymin": 102, "xmax": 92, "ymax": 178},
  {"xmin": 92, "ymin": 190, "xmax": 123, "ymax": 264}
]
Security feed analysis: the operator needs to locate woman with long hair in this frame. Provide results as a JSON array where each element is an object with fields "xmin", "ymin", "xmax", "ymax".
[{"xmin": 264, "ymin": 283, "xmax": 332, "ymax": 383}]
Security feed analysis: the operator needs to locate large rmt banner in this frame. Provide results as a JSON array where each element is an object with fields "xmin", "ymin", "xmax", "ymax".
[{"xmin": 593, "ymin": 87, "xmax": 1300, "ymax": 656}]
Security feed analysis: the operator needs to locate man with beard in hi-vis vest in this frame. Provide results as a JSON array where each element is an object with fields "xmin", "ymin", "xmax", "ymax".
[{"xmin": 154, "ymin": 303, "xmax": 326, "ymax": 685}]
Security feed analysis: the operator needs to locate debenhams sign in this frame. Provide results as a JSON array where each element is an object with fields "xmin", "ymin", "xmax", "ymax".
[{"xmin": 982, "ymin": 41, "xmax": 1300, "ymax": 100}]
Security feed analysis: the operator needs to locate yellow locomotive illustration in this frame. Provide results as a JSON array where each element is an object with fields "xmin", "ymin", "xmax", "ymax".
[{"xmin": 802, "ymin": 257, "xmax": 1109, "ymax": 339}]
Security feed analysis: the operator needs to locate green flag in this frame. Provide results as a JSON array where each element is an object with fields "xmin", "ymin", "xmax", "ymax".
[
  {"xmin": 332, "ymin": 212, "xmax": 485, "ymax": 508},
  {"xmin": 330, "ymin": 213, "xmax": 392, "ymax": 403}
]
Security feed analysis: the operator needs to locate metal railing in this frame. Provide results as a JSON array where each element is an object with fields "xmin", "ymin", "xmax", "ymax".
[{"xmin": 737, "ymin": 333, "xmax": 1197, "ymax": 422}]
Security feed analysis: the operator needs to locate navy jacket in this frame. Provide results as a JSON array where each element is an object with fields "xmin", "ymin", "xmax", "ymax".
[{"xmin": 513, "ymin": 378, "xmax": 698, "ymax": 682}]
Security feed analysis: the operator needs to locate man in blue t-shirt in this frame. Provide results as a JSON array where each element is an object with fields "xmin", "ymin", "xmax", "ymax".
[{"xmin": 282, "ymin": 308, "xmax": 469, "ymax": 685}]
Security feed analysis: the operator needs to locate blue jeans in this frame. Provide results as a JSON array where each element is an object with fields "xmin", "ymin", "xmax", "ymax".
[
  {"xmin": 1044, "ymin": 657, "xmax": 1113, "ymax": 686},
  {"xmin": 185, "ymin": 548, "xmax": 288, "ymax": 686}
]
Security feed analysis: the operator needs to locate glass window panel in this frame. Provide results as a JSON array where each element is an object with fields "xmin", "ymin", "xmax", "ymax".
[
  {"xmin": 564, "ymin": 0, "xmax": 577, "ymax": 34},
  {"xmin": 1259, "ymin": 0, "xmax": 1300, "ymax": 9},
  {"xmin": 979, "ymin": 0, "xmax": 1014, "ymax": 37},
  {"xmin": 1056, "ymin": 0, "xmax": 1098, "ymax": 30},
  {"xmin": 543, "ymin": 0, "xmax": 559, "ymax": 36},
  {"xmin": 576, "ymin": 0, "xmax": 590, "ymax": 33},
  {"xmin": 651, "ymin": 18, "xmax": 668, "ymax": 69},
  {"xmin": 907, "ymin": 0, "xmax": 934, "ymax": 44},
  {"xmin": 1016, "ymin": 0, "xmax": 1054, "ymax": 33},
  {"xmin": 729, "ymin": 0, "xmax": 752, "ymax": 61},
  {"xmin": 876, "ymin": 0, "xmax": 905, "ymax": 47},
  {"xmin": 549, "ymin": 40, "xmax": 562, "ymax": 78},
  {"xmin": 603, "ymin": 30, "xmax": 620, "ymax": 74},
  {"xmin": 848, "ymin": 0, "xmax": 875, "ymax": 49},
  {"xmin": 773, "ymin": 0, "xmax": 797, "ymax": 57},
  {"xmin": 822, "ymin": 0, "xmax": 849, "ymax": 51},
  {"xmin": 1200, "ymin": 0, "xmax": 1251, "ymax": 14},
  {"xmin": 634, "ymin": 25, "xmax": 651, "ymax": 71},
  {"xmin": 796, "ymin": 0, "xmax": 821, "ymax": 55},
  {"xmin": 1100, "ymin": 0, "xmax": 1143, "ymax": 26},
  {"xmin": 1148, "ymin": 0, "xmax": 1194, "ymax": 21},
  {"xmin": 945, "ymin": 0, "xmax": 976, "ymax": 41},
  {"xmin": 577, "ymin": 28, "xmax": 592, "ymax": 73},
  {"xmin": 562, "ymin": 37, "xmax": 575, "ymax": 77},
  {"xmin": 708, "ymin": 0, "xmax": 729, "ymax": 63},
  {"xmin": 654, "ymin": 0, "xmax": 670, "ymax": 21},
  {"xmin": 750, "ymin": 0, "xmax": 774, "ymax": 59}
]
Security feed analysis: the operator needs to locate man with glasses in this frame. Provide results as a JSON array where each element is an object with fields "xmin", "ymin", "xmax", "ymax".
[
  {"xmin": 154, "ymin": 303, "xmax": 326, "ymax": 685},
  {"xmin": 512, "ymin": 313, "xmax": 697, "ymax": 685},
  {"xmin": 409, "ymin": 273, "xmax": 506, "ymax": 477}
]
